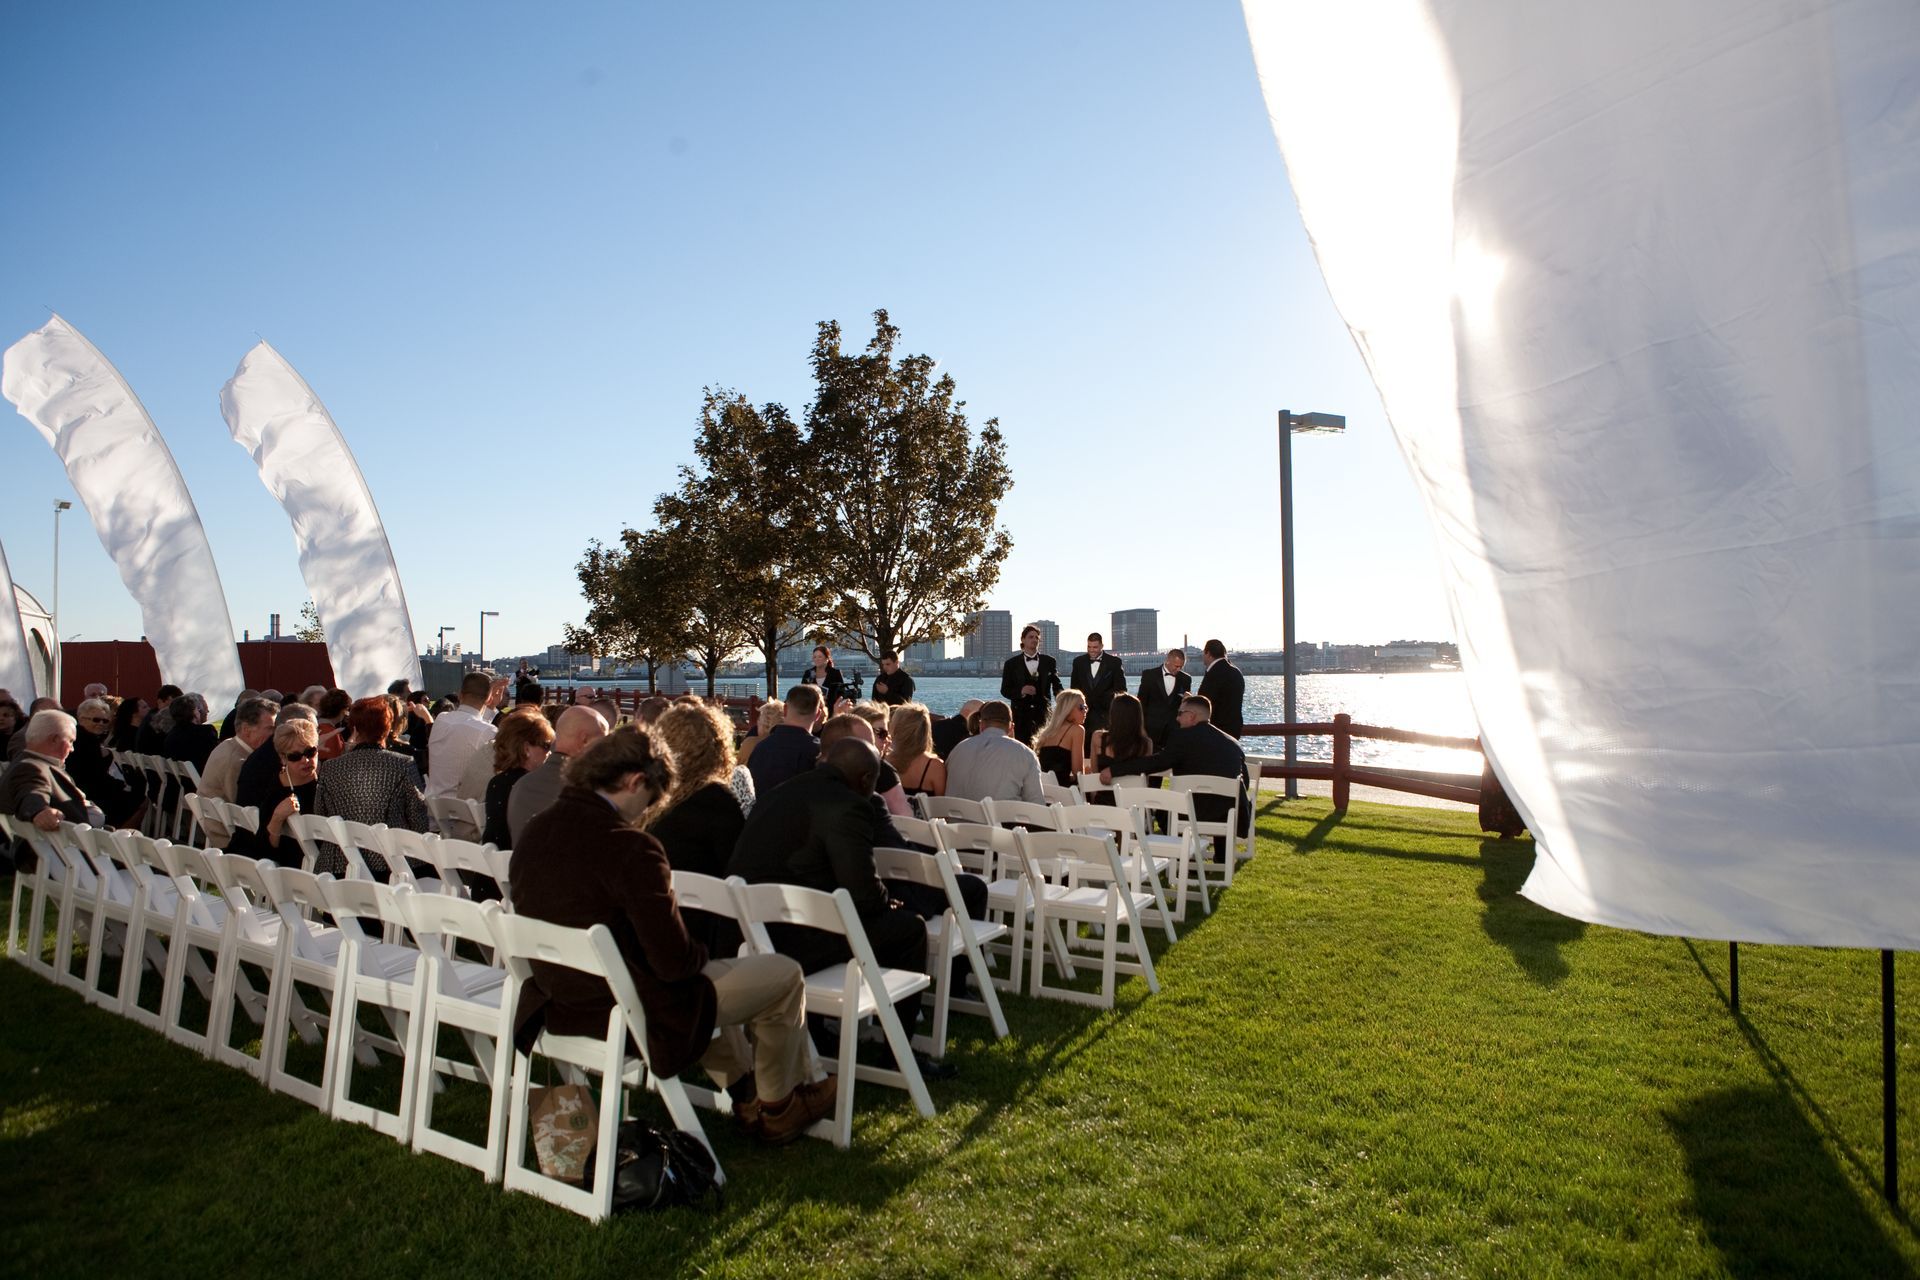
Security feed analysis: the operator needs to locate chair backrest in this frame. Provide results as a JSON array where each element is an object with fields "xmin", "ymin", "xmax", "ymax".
[
  {"xmin": 334, "ymin": 820, "xmax": 387, "ymax": 880},
  {"xmin": 670, "ymin": 869, "xmax": 745, "ymax": 922},
  {"xmin": 1169, "ymin": 774, "xmax": 1245, "ymax": 833},
  {"xmin": 488, "ymin": 914, "xmax": 657, "ymax": 1064},
  {"xmin": 938, "ymin": 820, "xmax": 1016, "ymax": 879},
  {"xmin": 203, "ymin": 852, "xmax": 282, "ymax": 943},
  {"xmin": 888, "ymin": 814, "xmax": 942, "ymax": 850},
  {"xmin": 320, "ymin": 876, "xmax": 418, "ymax": 965},
  {"xmin": 1056, "ymin": 802, "xmax": 1135, "ymax": 847},
  {"xmin": 873, "ymin": 846, "xmax": 942, "ymax": 894},
  {"xmin": 983, "ymin": 797, "xmax": 1061, "ymax": 832},
  {"xmin": 734, "ymin": 882, "xmax": 879, "ymax": 974},
  {"xmin": 916, "ymin": 795, "xmax": 989, "ymax": 825},
  {"xmin": 1113, "ymin": 785, "xmax": 1196, "ymax": 826},
  {"xmin": 261, "ymin": 866, "xmax": 344, "ymax": 960},
  {"xmin": 399, "ymin": 889, "xmax": 504, "ymax": 995},
  {"xmin": 434, "ymin": 836, "xmax": 505, "ymax": 892},
  {"xmin": 1012, "ymin": 827, "xmax": 1124, "ymax": 889},
  {"xmin": 210, "ymin": 796, "xmax": 261, "ymax": 836},
  {"xmin": 374, "ymin": 826, "xmax": 437, "ymax": 885},
  {"xmin": 1041, "ymin": 779, "xmax": 1081, "ymax": 806}
]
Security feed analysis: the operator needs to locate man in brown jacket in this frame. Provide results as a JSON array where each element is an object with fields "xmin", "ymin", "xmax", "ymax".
[
  {"xmin": 0, "ymin": 710, "xmax": 100, "ymax": 871},
  {"xmin": 510, "ymin": 727, "xmax": 833, "ymax": 1143}
]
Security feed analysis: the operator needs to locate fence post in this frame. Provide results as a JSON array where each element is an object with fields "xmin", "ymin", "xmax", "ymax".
[{"xmin": 1332, "ymin": 713, "xmax": 1351, "ymax": 812}]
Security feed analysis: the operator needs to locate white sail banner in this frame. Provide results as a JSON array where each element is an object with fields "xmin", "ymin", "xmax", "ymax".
[
  {"xmin": 0, "ymin": 543, "xmax": 39, "ymax": 701},
  {"xmin": 1244, "ymin": 0, "xmax": 1920, "ymax": 948},
  {"xmin": 219, "ymin": 342, "xmax": 420, "ymax": 697},
  {"xmin": 2, "ymin": 315, "xmax": 244, "ymax": 710}
]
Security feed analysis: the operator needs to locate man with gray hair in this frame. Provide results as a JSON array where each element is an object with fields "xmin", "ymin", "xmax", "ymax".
[
  {"xmin": 201, "ymin": 697, "xmax": 277, "ymax": 848},
  {"xmin": 9, "ymin": 697, "xmax": 61, "ymax": 762},
  {"xmin": 506, "ymin": 704, "xmax": 609, "ymax": 845},
  {"xmin": 81, "ymin": 682, "xmax": 110, "ymax": 702},
  {"xmin": 0, "ymin": 710, "xmax": 102, "ymax": 868}
]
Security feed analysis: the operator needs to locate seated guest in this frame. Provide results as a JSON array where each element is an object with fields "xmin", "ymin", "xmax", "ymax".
[
  {"xmin": 1101, "ymin": 694, "xmax": 1249, "ymax": 859},
  {"xmin": 728, "ymin": 738, "xmax": 943, "ymax": 1076},
  {"xmin": 480, "ymin": 710, "xmax": 553, "ymax": 849},
  {"xmin": 0, "ymin": 710, "xmax": 102, "ymax": 869},
  {"xmin": 163, "ymin": 692, "xmax": 219, "ymax": 772},
  {"xmin": 11, "ymin": 698, "xmax": 61, "ymax": 761},
  {"xmin": 404, "ymin": 690, "xmax": 435, "ymax": 774},
  {"xmin": 135, "ymin": 685, "xmax": 181, "ymax": 756},
  {"xmin": 0, "ymin": 698, "xmax": 25, "ymax": 754},
  {"xmin": 818, "ymin": 714, "xmax": 911, "ymax": 819},
  {"xmin": 589, "ymin": 696, "xmax": 621, "ymax": 731},
  {"xmin": 513, "ymin": 728, "xmax": 835, "ymax": 1143},
  {"xmin": 68, "ymin": 698, "xmax": 144, "ymax": 828},
  {"xmin": 425, "ymin": 672, "xmax": 509, "ymax": 799},
  {"xmin": 109, "ymin": 696, "xmax": 147, "ymax": 752},
  {"xmin": 80, "ymin": 682, "xmax": 110, "ymax": 702},
  {"xmin": 232, "ymin": 718, "xmax": 321, "ymax": 867},
  {"xmin": 636, "ymin": 695, "xmax": 670, "ymax": 726},
  {"xmin": 744, "ymin": 685, "xmax": 822, "ymax": 796},
  {"xmin": 849, "ymin": 701, "xmax": 893, "ymax": 758},
  {"xmin": 201, "ymin": 697, "xmax": 276, "ymax": 848},
  {"xmin": 315, "ymin": 689, "xmax": 353, "ymax": 762},
  {"xmin": 888, "ymin": 703, "xmax": 947, "ymax": 798},
  {"xmin": 457, "ymin": 705, "xmax": 536, "ymax": 805},
  {"xmin": 945, "ymin": 701, "xmax": 1046, "ymax": 804},
  {"xmin": 1087, "ymin": 692, "xmax": 1154, "ymax": 807},
  {"xmin": 314, "ymin": 697, "xmax": 430, "ymax": 878},
  {"xmin": 931, "ymin": 699, "xmax": 982, "ymax": 760},
  {"xmin": 737, "ymin": 699, "xmax": 783, "ymax": 768},
  {"xmin": 215, "ymin": 689, "xmax": 260, "ymax": 742},
  {"xmin": 650, "ymin": 702, "xmax": 747, "ymax": 879},
  {"xmin": 506, "ymin": 704, "xmax": 608, "ymax": 846},
  {"xmin": 1032, "ymin": 690, "xmax": 1089, "ymax": 788}
]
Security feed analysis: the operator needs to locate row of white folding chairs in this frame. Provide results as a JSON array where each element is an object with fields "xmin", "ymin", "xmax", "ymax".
[
  {"xmin": 110, "ymin": 749, "xmax": 204, "ymax": 845},
  {"xmin": 280, "ymin": 813, "xmax": 511, "ymax": 903},
  {"xmin": 3, "ymin": 817, "xmax": 719, "ymax": 1221}
]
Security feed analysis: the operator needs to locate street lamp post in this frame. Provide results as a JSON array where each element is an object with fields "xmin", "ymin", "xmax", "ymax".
[
  {"xmin": 437, "ymin": 625, "xmax": 456, "ymax": 659},
  {"xmin": 479, "ymin": 610, "xmax": 499, "ymax": 666},
  {"xmin": 1277, "ymin": 410, "xmax": 1345, "ymax": 800},
  {"xmin": 52, "ymin": 499, "xmax": 72, "ymax": 697}
]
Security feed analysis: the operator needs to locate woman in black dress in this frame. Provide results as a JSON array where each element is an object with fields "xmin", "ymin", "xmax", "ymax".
[
  {"xmin": 887, "ymin": 702, "xmax": 947, "ymax": 798},
  {"xmin": 647, "ymin": 702, "xmax": 746, "ymax": 955},
  {"xmin": 109, "ymin": 697, "xmax": 148, "ymax": 752},
  {"xmin": 800, "ymin": 646, "xmax": 849, "ymax": 715},
  {"xmin": 1087, "ymin": 692, "xmax": 1154, "ymax": 806},
  {"xmin": 481, "ymin": 709, "xmax": 554, "ymax": 849},
  {"xmin": 1032, "ymin": 690, "xmax": 1088, "ymax": 789}
]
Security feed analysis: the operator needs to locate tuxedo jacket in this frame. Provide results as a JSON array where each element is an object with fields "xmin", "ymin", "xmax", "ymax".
[
  {"xmin": 1107, "ymin": 721, "xmax": 1249, "ymax": 830},
  {"xmin": 1195, "ymin": 659, "xmax": 1247, "ymax": 738},
  {"xmin": 1136, "ymin": 667, "xmax": 1193, "ymax": 743},
  {"xmin": 871, "ymin": 668, "xmax": 916, "ymax": 706},
  {"xmin": 1000, "ymin": 652, "xmax": 1061, "ymax": 736},
  {"xmin": 1069, "ymin": 653, "xmax": 1127, "ymax": 728}
]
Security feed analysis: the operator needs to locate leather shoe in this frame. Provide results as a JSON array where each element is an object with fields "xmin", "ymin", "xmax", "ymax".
[
  {"xmin": 758, "ymin": 1076, "xmax": 837, "ymax": 1145},
  {"xmin": 733, "ymin": 1094, "xmax": 763, "ymax": 1138}
]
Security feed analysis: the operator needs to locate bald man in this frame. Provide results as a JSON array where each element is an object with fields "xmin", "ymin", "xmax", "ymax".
[{"xmin": 506, "ymin": 704, "xmax": 608, "ymax": 845}]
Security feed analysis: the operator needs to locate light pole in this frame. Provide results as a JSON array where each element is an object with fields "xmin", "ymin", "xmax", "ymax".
[
  {"xmin": 1277, "ymin": 410, "xmax": 1345, "ymax": 799},
  {"xmin": 52, "ymin": 499, "xmax": 71, "ymax": 696},
  {"xmin": 479, "ymin": 610, "xmax": 499, "ymax": 667},
  {"xmin": 437, "ymin": 625, "xmax": 456, "ymax": 659}
]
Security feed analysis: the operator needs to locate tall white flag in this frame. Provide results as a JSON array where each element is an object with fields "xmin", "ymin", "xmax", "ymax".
[
  {"xmin": 2, "ymin": 315, "xmax": 244, "ymax": 711},
  {"xmin": 219, "ymin": 342, "xmax": 421, "ymax": 698},
  {"xmin": 0, "ymin": 542, "xmax": 39, "ymax": 701},
  {"xmin": 1244, "ymin": 0, "xmax": 1920, "ymax": 949}
]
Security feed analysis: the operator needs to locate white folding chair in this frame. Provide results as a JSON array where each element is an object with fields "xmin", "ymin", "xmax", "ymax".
[
  {"xmin": 112, "ymin": 832, "xmax": 212, "ymax": 1031},
  {"xmin": 873, "ymin": 847, "xmax": 1009, "ymax": 1059},
  {"xmin": 1012, "ymin": 828, "xmax": 1161, "ymax": 1009},
  {"xmin": 74, "ymin": 827, "xmax": 150, "ymax": 1014},
  {"xmin": 202, "ymin": 852, "xmax": 324, "ymax": 1081},
  {"xmin": 494, "ymin": 914, "xmax": 724, "ymax": 1219},
  {"xmin": 259, "ymin": 866, "xmax": 376, "ymax": 1110},
  {"xmin": 932, "ymin": 820, "xmax": 1060, "ymax": 993},
  {"xmin": 1114, "ymin": 786, "xmax": 1208, "ymax": 919},
  {"xmin": 335, "ymin": 820, "xmax": 395, "ymax": 882},
  {"xmin": 171, "ymin": 760, "xmax": 204, "ymax": 845},
  {"xmin": 320, "ymin": 876, "xmax": 435, "ymax": 1138},
  {"xmin": 287, "ymin": 813, "xmax": 376, "ymax": 881},
  {"xmin": 149, "ymin": 841, "xmax": 255, "ymax": 1057},
  {"xmin": 1170, "ymin": 774, "xmax": 1252, "ymax": 891},
  {"xmin": 401, "ymin": 891, "xmax": 514, "ymax": 1180},
  {"xmin": 430, "ymin": 836, "xmax": 512, "ymax": 905},
  {"xmin": 667, "ymin": 870, "xmax": 772, "ymax": 1118},
  {"xmin": 734, "ymin": 882, "xmax": 934, "ymax": 1150},
  {"xmin": 429, "ymin": 795, "xmax": 481, "ymax": 842},
  {"xmin": 1059, "ymin": 800, "xmax": 1179, "ymax": 938},
  {"xmin": 1041, "ymin": 778, "xmax": 1081, "ymax": 806},
  {"xmin": 914, "ymin": 795, "xmax": 988, "ymax": 825},
  {"xmin": 982, "ymin": 796, "xmax": 1062, "ymax": 833},
  {"xmin": 4, "ymin": 814, "xmax": 61, "ymax": 972}
]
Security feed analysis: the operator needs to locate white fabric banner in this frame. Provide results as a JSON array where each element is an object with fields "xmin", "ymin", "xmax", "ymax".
[
  {"xmin": 0, "ymin": 543, "xmax": 39, "ymax": 701},
  {"xmin": 2, "ymin": 315, "xmax": 245, "ymax": 711},
  {"xmin": 219, "ymin": 342, "xmax": 421, "ymax": 698},
  {"xmin": 1244, "ymin": 0, "xmax": 1920, "ymax": 948}
]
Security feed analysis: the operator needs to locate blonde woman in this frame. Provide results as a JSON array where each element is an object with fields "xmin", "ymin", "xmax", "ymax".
[
  {"xmin": 649, "ymin": 701, "xmax": 746, "ymax": 878},
  {"xmin": 1033, "ymin": 689, "xmax": 1088, "ymax": 788},
  {"xmin": 738, "ymin": 698, "xmax": 782, "ymax": 767},
  {"xmin": 887, "ymin": 702, "xmax": 946, "ymax": 798}
]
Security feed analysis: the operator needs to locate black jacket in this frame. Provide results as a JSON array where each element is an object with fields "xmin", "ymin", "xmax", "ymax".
[
  {"xmin": 871, "ymin": 667, "xmax": 915, "ymax": 707},
  {"xmin": 1069, "ymin": 652, "xmax": 1128, "ymax": 729},
  {"xmin": 745, "ymin": 723, "xmax": 819, "ymax": 796},
  {"xmin": 650, "ymin": 781, "xmax": 747, "ymax": 879},
  {"xmin": 931, "ymin": 714, "xmax": 972, "ymax": 759},
  {"xmin": 1001, "ymin": 652, "xmax": 1061, "ymax": 738},
  {"xmin": 1195, "ymin": 659, "xmax": 1247, "ymax": 738},
  {"xmin": 1137, "ymin": 666, "xmax": 1193, "ymax": 744},
  {"xmin": 800, "ymin": 665, "xmax": 849, "ymax": 714},
  {"xmin": 1108, "ymin": 720, "xmax": 1249, "ymax": 830},
  {"xmin": 728, "ymin": 767, "xmax": 888, "ymax": 921}
]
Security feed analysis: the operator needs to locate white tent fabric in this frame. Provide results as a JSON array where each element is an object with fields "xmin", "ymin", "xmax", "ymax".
[
  {"xmin": 2, "ymin": 315, "xmax": 245, "ymax": 712},
  {"xmin": 1244, "ymin": 0, "xmax": 1920, "ymax": 949},
  {"xmin": 0, "ymin": 542, "xmax": 39, "ymax": 700},
  {"xmin": 219, "ymin": 342, "xmax": 421, "ymax": 698}
]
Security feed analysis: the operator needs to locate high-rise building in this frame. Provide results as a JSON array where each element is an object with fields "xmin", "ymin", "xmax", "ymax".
[
  {"xmin": 962, "ymin": 609, "xmax": 1012, "ymax": 660},
  {"xmin": 1029, "ymin": 619, "xmax": 1060, "ymax": 654},
  {"xmin": 1110, "ymin": 608, "xmax": 1158, "ymax": 654},
  {"xmin": 905, "ymin": 639, "xmax": 944, "ymax": 663}
]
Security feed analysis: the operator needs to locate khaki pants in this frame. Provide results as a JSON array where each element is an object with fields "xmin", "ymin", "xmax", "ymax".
[{"xmin": 698, "ymin": 953, "xmax": 812, "ymax": 1103}]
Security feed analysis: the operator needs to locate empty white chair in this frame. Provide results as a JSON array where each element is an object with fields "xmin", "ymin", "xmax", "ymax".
[
  {"xmin": 150, "ymin": 841, "xmax": 256, "ymax": 1057},
  {"xmin": 1170, "ymin": 774, "xmax": 1252, "ymax": 891},
  {"xmin": 982, "ymin": 796, "xmax": 1062, "ymax": 834},
  {"xmin": 430, "ymin": 836, "xmax": 512, "ymax": 905},
  {"xmin": 873, "ymin": 846, "xmax": 1009, "ymax": 1060},
  {"xmin": 401, "ymin": 891, "xmax": 515, "ymax": 1180},
  {"xmin": 429, "ymin": 795, "xmax": 481, "ymax": 842},
  {"xmin": 494, "ymin": 913, "xmax": 724, "ymax": 1219},
  {"xmin": 1041, "ymin": 778, "xmax": 1081, "ymax": 806},
  {"xmin": 203, "ymin": 852, "xmax": 327, "ymax": 1082},
  {"xmin": 1113, "ymin": 786, "xmax": 1208, "ymax": 919},
  {"xmin": 74, "ymin": 827, "xmax": 148, "ymax": 1013},
  {"xmin": 1059, "ymin": 800, "xmax": 1179, "ymax": 938},
  {"xmin": 286, "ymin": 813, "xmax": 376, "ymax": 880},
  {"xmin": 914, "ymin": 795, "xmax": 988, "ymax": 825},
  {"xmin": 1012, "ymin": 828, "xmax": 1161, "ymax": 1009},
  {"xmin": 319, "ymin": 876, "xmax": 432, "ymax": 1138},
  {"xmin": 259, "ymin": 865, "xmax": 373, "ymax": 1110},
  {"xmin": 735, "ymin": 881, "xmax": 934, "ymax": 1150},
  {"xmin": 4, "ymin": 814, "xmax": 64, "ymax": 973}
]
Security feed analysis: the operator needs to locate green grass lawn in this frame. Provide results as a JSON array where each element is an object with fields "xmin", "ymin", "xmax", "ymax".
[{"xmin": 2, "ymin": 798, "xmax": 1915, "ymax": 1278}]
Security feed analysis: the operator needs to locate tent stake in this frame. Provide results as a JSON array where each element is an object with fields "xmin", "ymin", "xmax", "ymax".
[{"xmin": 1884, "ymin": 949, "xmax": 1897, "ymax": 1206}]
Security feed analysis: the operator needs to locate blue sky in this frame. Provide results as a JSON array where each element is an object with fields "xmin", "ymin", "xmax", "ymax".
[{"xmin": 0, "ymin": 2, "xmax": 1452, "ymax": 663}]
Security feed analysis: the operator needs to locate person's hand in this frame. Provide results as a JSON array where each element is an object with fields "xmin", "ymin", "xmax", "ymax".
[
  {"xmin": 873, "ymin": 680, "xmax": 887, "ymax": 695},
  {"xmin": 1099, "ymin": 768, "xmax": 1114, "ymax": 785},
  {"xmin": 31, "ymin": 807, "xmax": 60, "ymax": 832},
  {"xmin": 1021, "ymin": 684, "xmax": 1036, "ymax": 697},
  {"xmin": 272, "ymin": 794, "xmax": 299, "ymax": 826},
  {"xmin": 486, "ymin": 677, "xmax": 509, "ymax": 709}
]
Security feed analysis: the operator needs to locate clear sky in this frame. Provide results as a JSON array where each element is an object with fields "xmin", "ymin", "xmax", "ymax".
[{"xmin": 0, "ymin": 2, "xmax": 1453, "ymax": 665}]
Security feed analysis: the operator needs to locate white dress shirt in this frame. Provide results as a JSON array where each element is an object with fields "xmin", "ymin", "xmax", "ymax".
[{"xmin": 425, "ymin": 704, "xmax": 498, "ymax": 799}]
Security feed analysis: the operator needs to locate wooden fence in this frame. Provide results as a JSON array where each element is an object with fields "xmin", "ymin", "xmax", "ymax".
[{"xmin": 1242, "ymin": 712, "xmax": 1486, "ymax": 811}]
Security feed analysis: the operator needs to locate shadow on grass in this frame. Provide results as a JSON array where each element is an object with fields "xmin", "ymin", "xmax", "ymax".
[
  {"xmin": 1475, "ymin": 840, "xmax": 1584, "ymax": 985},
  {"xmin": 1667, "ymin": 1085, "xmax": 1916, "ymax": 1278}
]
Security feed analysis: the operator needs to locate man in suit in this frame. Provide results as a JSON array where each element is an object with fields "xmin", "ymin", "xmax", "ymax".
[
  {"xmin": 1195, "ymin": 638, "xmax": 1247, "ymax": 739},
  {"xmin": 1137, "ymin": 648, "xmax": 1192, "ymax": 746},
  {"xmin": 505, "ymin": 704, "xmax": 609, "ymax": 846},
  {"xmin": 870, "ymin": 652, "xmax": 916, "ymax": 707},
  {"xmin": 744, "ymin": 685, "xmax": 823, "ymax": 796},
  {"xmin": 1000, "ymin": 625, "xmax": 1061, "ymax": 744},
  {"xmin": 1100, "ymin": 694, "xmax": 1248, "ymax": 859},
  {"xmin": 1069, "ymin": 633, "xmax": 1127, "ymax": 734},
  {"xmin": 0, "ymin": 710, "xmax": 102, "ymax": 871}
]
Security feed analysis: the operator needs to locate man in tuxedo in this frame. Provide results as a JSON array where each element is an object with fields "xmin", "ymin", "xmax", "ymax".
[
  {"xmin": 871, "ymin": 652, "xmax": 916, "ymax": 707},
  {"xmin": 999, "ymin": 625, "xmax": 1061, "ymax": 744},
  {"xmin": 1100, "ymin": 694, "xmax": 1248, "ymax": 859},
  {"xmin": 1136, "ymin": 647, "xmax": 1192, "ymax": 745},
  {"xmin": 1195, "ymin": 638, "xmax": 1247, "ymax": 739},
  {"xmin": 1069, "ymin": 633, "xmax": 1127, "ymax": 734}
]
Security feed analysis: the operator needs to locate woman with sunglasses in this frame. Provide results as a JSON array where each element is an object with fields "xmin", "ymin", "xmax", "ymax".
[
  {"xmin": 67, "ymin": 697, "xmax": 146, "ymax": 827},
  {"xmin": 232, "ymin": 718, "xmax": 321, "ymax": 866}
]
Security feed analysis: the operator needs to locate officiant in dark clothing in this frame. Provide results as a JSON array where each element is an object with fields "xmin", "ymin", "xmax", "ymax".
[
  {"xmin": 999, "ymin": 625, "xmax": 1060, "ymax": 744},
  {"xmin": 1137, "ymin": 648, "xmax": 1192, "ymax": 745},
  {"xmin": 1069, "ymin": 633, "xmax": 1127, "ymax": 734},
  {"xmin": 871, "ymin": 652, "xmax": 916, "ymax": 707}
]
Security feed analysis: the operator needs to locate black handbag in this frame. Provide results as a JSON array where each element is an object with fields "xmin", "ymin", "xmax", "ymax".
[{"xmin": 595, "ymin": 1121, "xmax": 724, "ymax": 1213}]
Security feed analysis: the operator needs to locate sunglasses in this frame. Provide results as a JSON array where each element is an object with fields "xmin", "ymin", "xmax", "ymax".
[{"xmin": 282, "ymin": 747, "xmax": 319, "ymax": 762}]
